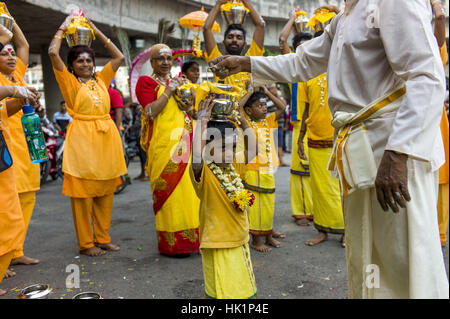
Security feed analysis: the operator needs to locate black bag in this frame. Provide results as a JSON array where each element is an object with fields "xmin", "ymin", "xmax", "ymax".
[{"xmin": 0, "ymin": 129, "xmax": 13, "ymax": 173}]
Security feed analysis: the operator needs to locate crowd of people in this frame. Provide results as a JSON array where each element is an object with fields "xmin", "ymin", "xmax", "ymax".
[{"xmin": 0, "ymin": 0, "xmax": 449, "ymax": 299}]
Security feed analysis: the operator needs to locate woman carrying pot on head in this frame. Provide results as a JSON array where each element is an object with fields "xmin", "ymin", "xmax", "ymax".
[
  {"xmin": 0, "ymin": 4, "xmax": 40, "ymax": 267},
  {"xmin": 135, "ymin": 44, "xmax": 200, "ymax": 257},
  {"xmin": 48, "ymin": 15, "xmax": 127, "ymax": 257}
]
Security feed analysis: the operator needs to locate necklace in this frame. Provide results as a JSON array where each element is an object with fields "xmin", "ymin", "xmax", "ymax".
[
  {"xmin": 207, "ymin": 162, "xmax": 255, "ymax": 212},
  {"xmin": 152, "ymin": 73, "xmax": 170, "ymax": 87},
  {"xmin": 249, "ymin": 118, "xmax": 273, "ymax": 172},
  {"xmin": 79, "ymin": 77, "xmax": 103, "ymax": 108},
  {"xmin": 1, "ymin": 72, "xmax": 15, "ymax": 83}
]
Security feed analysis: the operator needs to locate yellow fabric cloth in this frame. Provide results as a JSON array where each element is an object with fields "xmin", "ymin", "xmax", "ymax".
[
  {"xmin": 205, "ymin": 41, "xmax": 264, "ymax": 96},
  {"xmin": 62, "ymin": 174, "xmax": 121, "ymax": 198},
  {"xmin": 190, "ymin": 162, "xmax": 249, "ymax": 249},
  {"xmin": 246, "ymin": 112, "xmax": 279, "ymax": 171},
  {"xmin": 202, "ymin": 243, "xmax": 257, "ymax": 299},
  {"xmin": 245, "ymin": 170, "xmax": 275, "ymax": 235},
  {"xmin": 13, "ymin": 191, "xmax": 36, "ymax": 259},
  {"xmin": 309, "ymin": 147, "xmax": 345, "ymax": 234},
  {"xmin": 0, "ymin": 102, "xmax": 25, "ymax": 257},
  {"xmin": 290, "ymin": 122, "xmax": 313, "ymax": 219},
  {"xmin": 440, "ymin": 42, "xmax": 448, "ymax": 67},
  {"xmin": 0, "ymin": 58, "xmax": 40, "ymax": 193},
  {"xmin": 298, "ymin": 74, "xmax": 334, "ymax": 141},
  {"xmin": 438, "ymin": 183, "xmax": 449, "ymax": 246},
  {"xmin": 141, "ymin": 85, "xmax": 200, "ymax": 241},
  {"xmin": 0, "ymin": 251, "xmax": 14, "ymax": 286},
  {"xmin": 53, "ymin": 62, "xmax": 127, "ymax": 181},
  {"xmin": 70, "ymin": 194, "xmax": 114, "ymax": 251}
]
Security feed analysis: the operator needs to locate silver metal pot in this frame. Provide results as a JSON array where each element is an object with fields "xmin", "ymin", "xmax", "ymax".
[
  {"xmin": 66, "ymin": 26, "xmax": 93, "ymax": 48},
  {"xmin": 176, "ymin": 88, "xmax": 193, "ymax": 101},
  {"xmin": 294, "ymin": 16, "xmax": 309, "ymax": 33},
  {"xmin": 211, "ymin": 98, "xmax": 234, "ymax": 121},
  {"xmin": 73, "ymin": 292, "xmax": 103, "ymax": 299},
  {"xmin": 222, "ymin": 5, "xmax": 247, "ymax": 25},
  {"xmin": 0, "ymin": 13, "xmax": 13, "ymax": 31},
  {"xmin": 18, "ymin": 284, "xmax": 52, "ymax": 299}
]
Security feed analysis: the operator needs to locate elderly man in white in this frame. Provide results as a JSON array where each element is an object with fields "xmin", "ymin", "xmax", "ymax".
[{"xmin": 210, "ymin": 0, "xmax": 448, "ymax": 299}]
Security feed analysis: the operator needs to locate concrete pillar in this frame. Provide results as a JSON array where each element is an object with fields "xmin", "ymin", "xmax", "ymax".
[{"xmin": 40, "ymin": 44, "xmax": 63, "ymax": 120}]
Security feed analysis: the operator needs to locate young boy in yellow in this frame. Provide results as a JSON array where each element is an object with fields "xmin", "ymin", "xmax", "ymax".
[
  {"xmin": 190, "ymin": 96, "xmax": 258, "ymax": 299},
  {"xmin": 242, "ymin": 89, "xmax": 286, "ymax": 253}
]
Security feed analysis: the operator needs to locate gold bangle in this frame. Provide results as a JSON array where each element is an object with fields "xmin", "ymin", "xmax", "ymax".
[
  {"xmin": 11, "ymin": 86, "xmax": 18, "ymax": 98},
  {"xmin": 104, "ymin": 38, "xmax": 111, "ymax": 48},
  {"xmin": 54, "ymin": 35, "xmax": 62, "ymax": 40},
  {"xmin": 162, "ymin": 92, "xmax": 170, "ymax": 100}
]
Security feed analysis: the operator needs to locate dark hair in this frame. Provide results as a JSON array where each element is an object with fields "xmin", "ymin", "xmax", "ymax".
[
  {"xmin": 182, "ymin": 60, "xmax": 199, "ymax": 74},
  {"xmin": 67, "ymin": 46, "xmax": 96, "ymax": 75},
  {"xmin": 224, "ymin": 24, "xmax": 247, "ymax": 41},
  {"xmin": 245, "ymin": 92, "xmax": 267, "ymax": 110},
  {"xmin": 206, "ymin": 120, "xmax": 237, "ymax": 145},
  {"xmin": 292, "ymin": 32, "xmax": 313, "ymax": 49},
  {"xmin": 314, "ymin": 30, "xmax": 324, "ymax": 38},
  {"xmin": 60, "ymin": 101, "xmax": 66, "ymax": 105}
]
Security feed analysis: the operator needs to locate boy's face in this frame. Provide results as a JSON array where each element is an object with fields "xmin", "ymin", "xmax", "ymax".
[{"xmin": 246, "ymin": 98, "xmax": 268, "ymax": 121}]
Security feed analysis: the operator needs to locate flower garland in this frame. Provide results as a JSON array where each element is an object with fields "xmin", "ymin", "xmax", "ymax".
[
  {"xmin": 80, "ymin": 78, "xmax": 103, "ymax": 108},
  {"xmin": 249, "ymin": 118, "xmax": 273, "ymax": 173},
  {"xmin": 317, "ymin": 75, "xmax": 326, "ymax": 108},
  {"xmin": 207, "ymin": 162, "xmax": 255, "ymax": 212}
]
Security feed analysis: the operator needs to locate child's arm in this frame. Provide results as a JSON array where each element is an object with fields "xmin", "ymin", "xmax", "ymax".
[
  {"xmin": 192, "ymin": 96, "xmax": 215, "ymax": 181},
  {"xmin": 264, "ymin": 86, "xmax": 286, "ymax": 119},
  {"xmin": 239, "ymin": 82, "xmax": 254, "ymax": 110},
  {"xmin": 234, "ymin": 100, "xmax": 258, "ymax": 164},
  {"xmin": 297, "ymin": 102, "xmax": 309, "ymax": 160}
]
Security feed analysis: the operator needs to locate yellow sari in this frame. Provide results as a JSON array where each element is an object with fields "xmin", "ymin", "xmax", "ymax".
[{"xmin": 140, "ymin": 83, "xmax": 200, "ymax": 255}]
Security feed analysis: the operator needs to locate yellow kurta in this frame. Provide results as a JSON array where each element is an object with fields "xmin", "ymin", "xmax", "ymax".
[
  {"xmin": 53, "ymin": 62, "xmax": 127, "ymax": 196},
  {"xmin": 0, "ymin": 102, "xmax": 25, "ymax": 261},
  {"xmin": 245, "ymin": 112, "xmax": 278, "ymax": 235},
  {"xmin": 300, "ymin": 74, "xmax": 344, "ymax": 234},
  {"xmin": 205, "ymin": 41, "xmax": 264, "ymax": 96},
  {"xmin": 290, "ymin": 81, "xmax": 313, "ymax": 221},
  {"xmin": 141, "ymin": 84, "xmax": 200, "ymax": 255},
  {"xmin": 190, "ymin": 162, "xmax": 257, "ymax": 299}
]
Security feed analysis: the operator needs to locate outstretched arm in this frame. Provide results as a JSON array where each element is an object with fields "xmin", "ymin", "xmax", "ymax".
[
  {"xmin": 241, "ymin": 0, "xmax": 265, "ymax": 49},
  {"xmin": 4, "ymin": 5, "xmax": 30, "ymax": 65},
  {"xmin": 48, "ymin": 16, "xmax": 73, "ymax": 72},
  {"xmin": 263, "ymin": 86, "xmax": 286, "ymax": 119}
]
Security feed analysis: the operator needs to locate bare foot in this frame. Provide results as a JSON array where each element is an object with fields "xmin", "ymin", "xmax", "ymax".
[
  {"xmin": 341, "ymin": 235, "xmax": 346, "ymax": 248},
  {"xmin": 80, "ymin": 247, "xmax": 106, "ymax": 257},
  {"xmin": 266, "ymin": 236, "xmax": 283, "ymax": 248},
  {"xmin": 305, "ymin": 232, "xmax": 328, "ymax": 246},
  {"xmin": 96, "ymin": 243, "xmax": 120, "ymax": 252},
  {"xmin": 295, "ymin": 218, "xmax": 310, "ymax": 226},
  {"xmin": 10, "ymin": 256, "xmax": 40, "ymax": 266},
  {"xmin": 0, "ymin": 289, "xmax": 6, "ymax": 297},
  {"xmin": 4, "ymin": 269, "xmax": 16, "ymax": 279},
  {"xmin": 250, "ymin": 241, "xmax": 272, "ymax": 252},
  {"xmin": 272, "ymin": 231, "xmax": 286, "ymax": 239}
]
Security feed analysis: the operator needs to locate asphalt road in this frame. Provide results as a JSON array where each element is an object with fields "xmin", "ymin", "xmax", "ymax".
[{"xmin": 1, "ymin": 154, "xmax": 448, "ymax": 299}]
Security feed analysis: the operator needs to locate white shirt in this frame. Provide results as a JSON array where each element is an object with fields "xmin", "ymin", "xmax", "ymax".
[{"xmin": 251, "ymin": 0, "xmax": 445, "ymax": 170}]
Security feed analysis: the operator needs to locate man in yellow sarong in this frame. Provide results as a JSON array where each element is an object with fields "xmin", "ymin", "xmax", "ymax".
[
  {"xmin": 279, "ymin": 14, "xmax": 315, "ymax": 226},
  {"xmin": 0, "ymin": 11, "xmax": 40, "ymax": 266},
  {"xmin": 203, "ymin": 0, "xmax": 265, "ymax": 97},
  {"xmin": 297, "ymin": 73, "xmax": 345, "ymax": 247}
]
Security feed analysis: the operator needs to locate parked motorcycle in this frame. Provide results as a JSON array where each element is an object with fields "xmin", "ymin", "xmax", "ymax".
[{"xmin": 40, "ymin": 121, "xmax": 65, "ymax": 184}]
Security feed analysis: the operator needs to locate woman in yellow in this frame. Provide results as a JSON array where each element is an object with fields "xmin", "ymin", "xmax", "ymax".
[
  {"xmin": 0, "ymin": 4, "xmax": 40, "ymax": 266},
  {"xmin": 298, "ymin": 73, "xmax": 345, "ymax": 247},
  {"xmin": 190, "ymin": 96, "xmax": 258, "ymax": 299},
  {"xmin": 242, "ymin": 88, "xmax": 286, "ymax": 253},
  {"xmin": 48, "ymin": 16, "xmax": 127, "ymax": 257},
  {"xmin": 136, "ymin": 44, "xmax": 200, "ymax": 256},
  {"xmin": 0, "ymin": 47, "xmax": 40, "ymax": 295}
]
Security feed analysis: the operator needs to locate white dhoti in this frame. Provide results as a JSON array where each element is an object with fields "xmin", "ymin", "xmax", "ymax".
[{"xmin": 344, "ymin": 159, "xmax": 448, "ymax": 299}]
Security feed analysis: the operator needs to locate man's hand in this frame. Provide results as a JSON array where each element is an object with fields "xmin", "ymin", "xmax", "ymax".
[
  {"xmin": 297, "ymin": 138, "xmax": 307, "ymax": 160},
  {"xmin": 177, "ymin": 98, "xmax": 193, "ymax": 112},
  {"xmin": 375, "ymin": 150, "xmax": 411, "ymax": 213},
  {"xmin": 209, "ymin": 56, "xmax": 251, "ymax": 79}
]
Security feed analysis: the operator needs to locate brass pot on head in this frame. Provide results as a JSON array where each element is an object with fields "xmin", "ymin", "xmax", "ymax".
[
  {"xmin": 210, "ymin": 84, "xmax": 235, "ymax": 122},
  {"xmin": 66, "ymin": 26, "xmax": 93, "ymax": 48},
  {"xmin": 294, "ymin": 15, "xmax": 309, "ymax": 33},
  {"xmin": 222, "ymin": 4, "xmax": 247, "ymax": 25},
  {"xmin": 0, "ymin": 13, "xmax": 13, "ymax": 31}
]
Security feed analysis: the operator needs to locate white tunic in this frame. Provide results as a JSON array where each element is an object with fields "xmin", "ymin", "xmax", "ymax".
[{"xmin": 250, "ymin": 0, "xmax": 445, "ymax": 171}]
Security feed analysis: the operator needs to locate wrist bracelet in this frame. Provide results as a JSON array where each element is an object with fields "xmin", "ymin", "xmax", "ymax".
[
  {"xmin": 162, "ymin": 92, "xmax": 170, "ymax": 100},
  {"xmin": 104, "ymin": 38, "xmax": 111, "ymax": 48},
  {"xmin": 54, "ymin": 35, "xmax": 62, "ymax": 40},
  {"xmin": 11, "ymin": 86, "xmax": 18, "ymax": 98}
]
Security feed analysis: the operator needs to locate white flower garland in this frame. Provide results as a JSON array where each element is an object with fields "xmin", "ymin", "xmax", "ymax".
[{"xmin": 249, "ymin": 118, "xmax": 273, "ymax": 173}]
